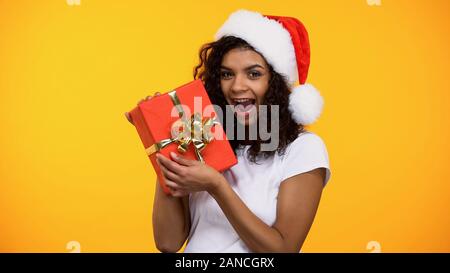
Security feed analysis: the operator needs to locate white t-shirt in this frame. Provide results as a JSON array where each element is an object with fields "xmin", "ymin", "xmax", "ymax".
[{"xmin": 183, "ymin": 131, "xmax": 331, "ymax": 253}]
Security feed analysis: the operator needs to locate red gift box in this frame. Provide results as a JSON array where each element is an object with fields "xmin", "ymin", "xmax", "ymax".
[{"xmin": 129, "ymin": 79, "xmax": 237, "ymax": 194}]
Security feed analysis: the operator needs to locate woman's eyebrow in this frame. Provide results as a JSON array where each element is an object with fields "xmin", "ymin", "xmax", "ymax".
[{"xmin": 220, "ymin": 64, "xmax": 265, "ymax": 70}]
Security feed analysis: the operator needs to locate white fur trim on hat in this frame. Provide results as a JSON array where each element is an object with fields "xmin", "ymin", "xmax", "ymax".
[
  {"xmin": 214, "ymin": 9, "xmax": 298, "ymax": 86},
  {"xmin": 289, "ymin": 84, "xmax": 323, "ymax": 125}
]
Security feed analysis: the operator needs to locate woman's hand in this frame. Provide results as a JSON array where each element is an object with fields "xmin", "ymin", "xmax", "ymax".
[
  {"xmin": 125, "ymin": 92, "xmax": 161, "ymax": 124},
  {"xmin": 156, "ymin": 152, "xmax": 225, "ymax": 197}
]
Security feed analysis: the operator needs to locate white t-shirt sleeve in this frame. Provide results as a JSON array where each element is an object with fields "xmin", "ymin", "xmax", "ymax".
[{"xmin": 280, "ymin": 132, "xmax": 331, "ymax": 186}]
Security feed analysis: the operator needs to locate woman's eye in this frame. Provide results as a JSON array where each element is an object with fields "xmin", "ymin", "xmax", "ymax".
[
  {"xmin": 249, "ymin": 71, "xmax": 261, "ymax": 78},
  {"xmin": 220, "ymin": 71, "xmax": 233, "ymax": 79}
]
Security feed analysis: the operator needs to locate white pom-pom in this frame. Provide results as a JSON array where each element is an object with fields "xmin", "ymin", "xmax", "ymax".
[{"xmin": 288, "ymin": 83, "xmax": 324, "ymax": 125}]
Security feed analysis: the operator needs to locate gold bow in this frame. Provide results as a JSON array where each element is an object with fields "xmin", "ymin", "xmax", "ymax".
[{"xmin": 145, "ymin": 90, "xmax": 220, "ymax": 163}]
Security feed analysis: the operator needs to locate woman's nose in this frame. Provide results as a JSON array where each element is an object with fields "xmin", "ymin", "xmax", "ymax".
[{"xmin": 230, "ymin": 74, "xmax": 249, "ymax": 93}]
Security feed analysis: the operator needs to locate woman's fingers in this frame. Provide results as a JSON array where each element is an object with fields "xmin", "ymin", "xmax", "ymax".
[
  {"xmin": 170, "ymin": 152, "xmax": 197, "ymax": 167},
  {"xmin": 171, "ymin": 189, "xmax": 189, "ymax": 197},
  {"xmin": 165, "ymin": 179, "xmax": 190, "ymax": 197},
  {"xmin": 158, "ymin": 159, "xmax": 182, "ymax": 183},
  {"xmin": 165, "ymin": 180, "xmax": 182, "ymax": 190},
  {"xmin": 125, "ymin": 112, "xmax": 133, "ymax": 124},
  {"xmin": 165, "ymin": 181, "xmax": 189, "ymax": 197},
  {"xmin": 138, "ymin": 97, "xmax": 149, "ymax": 105},
  {"xmin": 156, "ymin": 153, "xmax": 185, "ymax": 175},
  {"xmin": 138, "ymin": 92, "xmax": 161, "ymax": 105},
  {"xmin": 138, "ymin": 95, "xmax": 152, "ymax": 105},
  {"xmin": 128, "ymin": 92, "xmax": 162, "ymax": 124}
]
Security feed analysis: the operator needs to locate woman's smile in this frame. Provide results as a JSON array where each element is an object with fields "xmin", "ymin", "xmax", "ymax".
[{"xmin": 220, "ymin": 47, "xmax": 270, "ymax": 126}]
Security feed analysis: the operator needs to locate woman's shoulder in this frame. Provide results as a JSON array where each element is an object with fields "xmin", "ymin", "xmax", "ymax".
[
  {"xmin": 278, "ymin": 130, "xmax": 329, "ymax": 162},
  {"xmin": 279, "ymin": 130, "xmax": 331, "ymax": 185},
  {"xmin": 288, "ymin": 130, "xmax": 327, "ymax": 151}
]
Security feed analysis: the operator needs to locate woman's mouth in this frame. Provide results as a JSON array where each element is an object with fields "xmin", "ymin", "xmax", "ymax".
[{"xmin": 231, "ymin": 98, "xmax": 257, "ymax": 117}]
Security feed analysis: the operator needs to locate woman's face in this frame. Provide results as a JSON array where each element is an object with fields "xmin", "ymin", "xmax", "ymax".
[{"xmin": 220, "ymin": 47, "xmax": 270, "ymax": 126}]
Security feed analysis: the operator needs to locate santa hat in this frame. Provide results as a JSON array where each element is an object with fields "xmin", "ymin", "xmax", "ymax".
[{"xmin": 214, "ymin": 9, "xmax": 323, "ymax": 125}]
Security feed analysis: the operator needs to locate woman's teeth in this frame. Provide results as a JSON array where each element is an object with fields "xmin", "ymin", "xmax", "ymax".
[
  {"xmin": 232, "ymin": 98, "xmax": 255, "ymax": 106},
  {"xmin": 233, "ymin": 98, "xmax": 253, "ymax": 103},
  {"xmin": 232, "ymin": 98, "xmax": 256, "ymax": 114}
]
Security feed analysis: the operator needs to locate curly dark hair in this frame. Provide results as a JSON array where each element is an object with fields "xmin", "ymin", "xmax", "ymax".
[{"xmin": 193, "ymin": 36, "xmax": 304, "ymax": 163}]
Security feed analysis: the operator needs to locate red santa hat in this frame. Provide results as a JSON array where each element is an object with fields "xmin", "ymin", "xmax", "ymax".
[{"xmin": 214, "ymin": 9, "xmax": 323, "ymax": 125}]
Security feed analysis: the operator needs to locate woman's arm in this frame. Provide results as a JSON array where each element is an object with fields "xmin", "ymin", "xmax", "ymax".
[
  {"xmin": 156, "ymin": 152, "xmax": 325, "ymax": 253},
  {"xmin": 152, "ymin": 178, "xmax": 190, "ymax": 252},
  {"xmin": 209, "ymin": 168, "xmax": 325, "ymax": 253},
  {"xmin": 126, "ymin": 93, "xmax": 190, "ymax": 253}
]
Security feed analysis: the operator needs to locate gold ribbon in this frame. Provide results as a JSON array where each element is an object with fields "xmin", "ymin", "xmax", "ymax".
[{"xmin": 145, "ymin": 90, "xmax": 220, "ymax": 163}]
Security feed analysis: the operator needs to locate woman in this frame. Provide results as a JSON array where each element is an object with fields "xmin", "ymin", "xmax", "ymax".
[{"xmin": 126, "ymin": 9, "xmax": 331, "ymax": 253}]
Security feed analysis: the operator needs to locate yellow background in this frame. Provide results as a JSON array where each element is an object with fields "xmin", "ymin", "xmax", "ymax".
[{"xmin": 1, "ymin": 0, "xmax": 449, "ymax": 253}]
